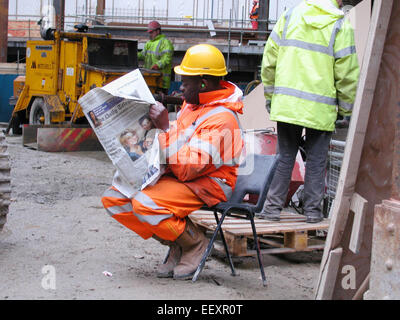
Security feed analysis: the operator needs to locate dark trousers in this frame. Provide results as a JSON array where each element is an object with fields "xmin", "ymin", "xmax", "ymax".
[{"xmin": 263, "ymin": 122, "xmax": 332, "ymax": 218}]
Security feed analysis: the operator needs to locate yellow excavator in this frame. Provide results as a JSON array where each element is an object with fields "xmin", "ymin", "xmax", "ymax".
[{"xmin": 7, "ymin": 22, "xmax": 163, "ymax": 134}]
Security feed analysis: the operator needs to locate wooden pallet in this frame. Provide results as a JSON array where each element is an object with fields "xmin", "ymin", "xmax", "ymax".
[{"xmin": 190, "ymin": 210, "xmax": 330, "ymax": 257}]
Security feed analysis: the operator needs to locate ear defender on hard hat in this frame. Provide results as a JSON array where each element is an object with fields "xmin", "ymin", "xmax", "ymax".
[{"xmin": 174, "ymin": 44, "xmax": 228, "ymax": 77}]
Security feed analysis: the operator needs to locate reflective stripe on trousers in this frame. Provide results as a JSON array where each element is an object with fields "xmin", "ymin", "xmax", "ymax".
[
  {"xmin": 101, "ymin": 175, "xmax": 205, "ymax": 241},
  {"xmin": 103, "ymin": 187, "xmax": 173, "ymax": 225}
]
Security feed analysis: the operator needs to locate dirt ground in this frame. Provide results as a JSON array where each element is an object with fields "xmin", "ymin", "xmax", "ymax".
[{"xmin": 0, "ymin": 134, "xmax": 323, "ymax": 300}]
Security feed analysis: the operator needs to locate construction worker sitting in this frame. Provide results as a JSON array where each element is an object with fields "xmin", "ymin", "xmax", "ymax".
[
  {"xmin": 102, "ymin": 44, "xmax": 244, "ymax": 280},
  {"xmin": 138, "ymin": 20, "xmax": 174, "ymax": 94}
]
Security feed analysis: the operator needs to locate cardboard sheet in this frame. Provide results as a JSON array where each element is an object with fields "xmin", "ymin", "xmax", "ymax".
[
  {"xmin": 239, "ymin": 83, "xmax": 276, "ymax": 131},
  {"xmin": 348, "ymin": 0, "xmax": 371, "ymax": 65}
]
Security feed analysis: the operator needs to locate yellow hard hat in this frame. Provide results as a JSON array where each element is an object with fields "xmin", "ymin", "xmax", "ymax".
[{"xmin": 174, "ymin": 44, "xmax": 227, "ymax": 77}]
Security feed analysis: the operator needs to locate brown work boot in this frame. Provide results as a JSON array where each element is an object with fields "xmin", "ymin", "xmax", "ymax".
[
  {"xmin": 173, "ymin": 218, "xmax": 209, "ymax": 280},
  {"xmin": 157, "ymin": 243, "xmax": 182, "ymax": 278},
  {"xmin": 152, "ymin": 235, "xmax": 182, "ymax": 278}
]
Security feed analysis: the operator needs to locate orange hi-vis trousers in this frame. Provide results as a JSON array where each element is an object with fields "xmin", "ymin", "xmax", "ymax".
[{"xmin": 101, "ymin": 175, "xmax": 205, "ymax": 241}]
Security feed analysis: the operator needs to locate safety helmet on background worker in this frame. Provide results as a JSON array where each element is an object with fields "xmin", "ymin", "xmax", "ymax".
[
  {"xmin": 147, "ymin": 20, "xmax": 161, "ymax": 32},
  {"xmin": 174, "ymin": 44, "xmax": 228, "ymax": 77}
]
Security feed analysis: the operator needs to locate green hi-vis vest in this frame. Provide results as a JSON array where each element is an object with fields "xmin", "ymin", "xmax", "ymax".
[
  {"xmin": 261, "ymin": 0, "xmax": 360, "ymax": 131},
  {"xmin": 138, "ymin": 34, "xmax": 174, "ymax": 90}
]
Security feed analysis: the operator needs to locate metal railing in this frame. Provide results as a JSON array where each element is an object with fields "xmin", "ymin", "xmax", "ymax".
[{"xmin": 7, "ymin": 11, "xmax": 276, "ymax": 40}]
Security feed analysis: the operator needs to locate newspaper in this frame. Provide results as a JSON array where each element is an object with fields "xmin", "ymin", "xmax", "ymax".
[{"xmin": 78, "ymin": 69, "xmax": 165, "ymax": 198}]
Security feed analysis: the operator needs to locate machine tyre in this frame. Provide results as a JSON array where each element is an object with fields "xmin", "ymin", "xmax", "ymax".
[
  {"xmin": 29, "ymin": 97, "xmax": 51, "ymax": 125},
  {"xmin": 0, "ymin": 132, "xmax": 11, "ymax": 232}
]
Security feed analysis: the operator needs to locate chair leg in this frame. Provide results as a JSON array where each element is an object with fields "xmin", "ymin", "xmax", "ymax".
[
  {"xmin": 214, "ymin": 210, "xmax": 236, "ymax": 276},
  {"xmin": 249, "ymin": 213, "xmax": 267, "ymax": 286},
  {"xmin": 192, "ymin": 211, "xmax": 228, "ymax": 282},
  {"xmin": 162, "ymin": 248, "xmax": 170, "ymax": 264}
]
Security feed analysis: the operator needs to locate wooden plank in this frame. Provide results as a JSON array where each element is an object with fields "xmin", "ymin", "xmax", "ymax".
[
  {"xmin": 259, "ymin": 237, "xmax": 285, "ymax": 248},
  {"xmin": 192, "ymin": 214, "xmax": 329, "ymax": 237},
  {"xmin": 224, "ymin": 233, "xmax": 248, "ymax": 256},
  {"xmin": 316, "ymin": 0, "xmax": 394, "ymax": 299},
  {"xmin": 261, "ymin": 244, "xmax": 325, "ymax": 255},
  {"xmin": 197, "ymin": 219, "xmax": 309, "ymax": 228},
  {"xmin": 191, "ymin": 210, "xmax": 308, "ymax": 221},
  {"xmin": 193, "ymin": 219, "xmax": 328, "ymax": 256},
  {"xmin": 223, "ymin": 221, "xmax": 321, "ymax": 230},
  {"xmin": 225, "ymin": 222, "xmax": 329, "ymax": 236},
  {"xmin": 334, "ymin": 1, "xmax": 399, "ymax": 300},
  {"xmin": 284, "ymin": 231, "xmax": 308, "ymax": 250},
  {"xmin": 196, "ymin": 220, "xmax": 328, "ymax": 232},
  {"xmin": 326, "ymin": 0, "xmax": 393, "ymax": 250},
  {"xmin": 349, "ymin": 192, "xmax": 368, "ymax": 254},
  {"xmin": 192, "ymin": 209, "xmax": 329, "ymax": 256},
  {"xmin": 191, "ymin": 209, "xmax": 305, "ymax": 219},
  {"xmin": 315, "ymin": 247, "xmax": 343, "ymax": 300},
  {"xmin": 213, "ymin": 242, "xmax": 325, "ymax": 257},
  {"xmin": 194, "ymin": 217, "xmax": 307, "ymax": 226},
  {"xmin": 191, "ymin": 215, "xmax": 308, "ymax": 227}
]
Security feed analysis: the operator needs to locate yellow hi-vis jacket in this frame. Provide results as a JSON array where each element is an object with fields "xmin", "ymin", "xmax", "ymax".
[
  {"xmin": 138, "ymin": 34, "xmax": 174, "ymax": 90},
  {"xmin": 261, "ymin": 0, "xmax": 360, "ymax": 131}
]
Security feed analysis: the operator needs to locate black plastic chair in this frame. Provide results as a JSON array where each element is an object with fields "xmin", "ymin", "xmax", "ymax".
[{"xmin": 191, "ymin": 154, "xmax": 278, "ymax": 286}]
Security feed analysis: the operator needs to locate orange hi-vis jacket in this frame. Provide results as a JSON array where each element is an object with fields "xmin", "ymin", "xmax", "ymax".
[
  {"xmin": 250, "ymin": 2, "xmax": 259, "ymax": 20},
  {"xmin": 158, "ymin": 80, "xmax": 244, "ymax": 207},
  {"xmin": 102, "ymin": 81, "xmax": 244, "ymax": 241}
]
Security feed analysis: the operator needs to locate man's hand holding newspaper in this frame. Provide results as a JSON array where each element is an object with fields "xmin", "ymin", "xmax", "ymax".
[
  {"xmin": 149, "ymin": 101, "xmax": 170, "ymax": 132},
  {"xmin": 78, "ymin": 69, "xmax": 165, "ymax": 198}
]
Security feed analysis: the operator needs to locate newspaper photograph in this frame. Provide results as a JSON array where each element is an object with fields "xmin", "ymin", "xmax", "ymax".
[{"xmin": 78, "ymin": 69, "xmax": 165, "ymax": 198}]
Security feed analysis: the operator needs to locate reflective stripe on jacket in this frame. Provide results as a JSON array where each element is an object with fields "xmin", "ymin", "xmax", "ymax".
[
  {"xmin": 138, "ymin": 34, "xmax": 174, "ymax": 90},
  {"xmin": 158, "ymin": 81, "xmax": 244, "ymax": 207},
  {"xmin": 250, "ymin": 3, "xmax": 259, "ymax": 19},
  {"xmin": 261, "ymin": 0, "xmax": 359, "ymax": 131}
]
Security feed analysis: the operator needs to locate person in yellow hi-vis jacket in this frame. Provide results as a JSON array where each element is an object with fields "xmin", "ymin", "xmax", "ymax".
[
  {"xmin": 259, "ymin": 0, "xmax": 359, "ymax": 223},
  {"xmin": 138, "ymin": 21, "xmax": 174, "ymax": 94}
]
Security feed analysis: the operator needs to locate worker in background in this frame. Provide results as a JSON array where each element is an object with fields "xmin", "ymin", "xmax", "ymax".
[
  {"xmin": 138, "ymin": 20, "xmax": 174, "ymax": 95},
  {"xmin": 258, "ymin": 0, "xmax": 359, "ymax": 223},
  {"xmin": 102, "ymin": 44, "xmax": 244, "ymax": 280},
  {"xmin": 250, "ymin": 0, "xmax": 259, "ymax": 30}
]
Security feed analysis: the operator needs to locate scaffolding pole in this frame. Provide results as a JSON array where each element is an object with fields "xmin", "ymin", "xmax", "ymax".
[{"xmin": 0, "ymin": 0, "xmax": 9, "ymax": 62}]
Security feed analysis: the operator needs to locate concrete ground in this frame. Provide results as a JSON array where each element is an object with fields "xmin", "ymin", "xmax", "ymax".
[{"xmin": 0, "ymin": 134, "xmax": 323, "ymax": 300}]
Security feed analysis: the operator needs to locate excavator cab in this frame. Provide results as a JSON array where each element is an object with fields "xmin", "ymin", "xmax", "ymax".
[{"xmin": 85, "ymin": 38, "xmax": 138, "ymax": 73}]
